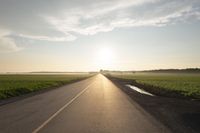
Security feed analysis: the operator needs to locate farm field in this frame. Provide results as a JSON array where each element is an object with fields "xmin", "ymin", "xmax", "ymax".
[
  {"xmin": 106, "ymin": 72, "xmax": 200, "ymax": 99},
  {"xmin": 0, "ymin": 73, "xmax": 93, "ymax": 99}
]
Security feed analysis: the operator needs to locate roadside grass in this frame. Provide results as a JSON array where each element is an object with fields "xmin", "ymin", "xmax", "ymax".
[
  {"xmin": 106, "ymin": 72, "xmax": 200, "ymax": 99},
  {"xmin": 0, "ymin": 74, "xmax": 93, "ymax": 99}
]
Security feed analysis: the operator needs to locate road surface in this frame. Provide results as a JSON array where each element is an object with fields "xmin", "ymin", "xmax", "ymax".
[{"xmin": 0, "ymin": 74, "xmax": 170, "ymax": 133}]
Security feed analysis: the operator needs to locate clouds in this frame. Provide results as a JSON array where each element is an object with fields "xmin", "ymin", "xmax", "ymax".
[
  {"xmin": 0, "ymin": 37, "xmax": 22, "ymax": 53},
  {"xmin": 0, "ymin": 29, "xmax": 22, "ymax": 53},
  {"xmin": 0, "ymin": 0, "xmax": 200, "ymax": 52},
  {"xmin": 43, "ymin": 0, "xmax": 200, "ymax": 38}
]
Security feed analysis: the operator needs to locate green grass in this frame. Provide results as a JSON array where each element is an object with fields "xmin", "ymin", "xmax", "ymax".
[
  {"xmin": 107, "ymin": 72, "xmax": 200, "ymax": 99},
  {"xmin": 0, "ymin": 74, "xmax": 93, "ymax": 99}
]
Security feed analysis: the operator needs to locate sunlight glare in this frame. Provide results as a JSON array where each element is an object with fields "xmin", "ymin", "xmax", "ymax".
[{"xmin": 96, "ymin": 47, "xmax": 114, "ymax": 69}]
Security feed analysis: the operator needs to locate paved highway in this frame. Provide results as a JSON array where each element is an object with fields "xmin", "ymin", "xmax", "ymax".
[{"xmin": 0, "ymin": 74, "xmax": 170, "ymax": 133}]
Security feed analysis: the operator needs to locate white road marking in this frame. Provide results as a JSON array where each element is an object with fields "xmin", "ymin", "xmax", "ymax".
[
  {"xmin": 126, "ymin": 84, "xmax": 155, "ymax": 96},
  {"xmin": 32, "ymin": 82, "xmax": 94, "ymax": 133}
]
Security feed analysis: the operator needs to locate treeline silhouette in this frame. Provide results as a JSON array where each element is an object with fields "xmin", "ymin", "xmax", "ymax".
[
  {"xmin": 143, "ymin": 68, "xmax": 200, "ymax": 73},
  {"xmin": 101, "ymin": 68, "xmax": 200, "ymax": 73}
]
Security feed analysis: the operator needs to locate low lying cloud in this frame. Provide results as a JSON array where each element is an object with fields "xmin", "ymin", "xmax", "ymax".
[
  {"xmin": 0, "ymin": 0, "xmax": 199, "ymax": 50},
  {"xmin": 0, "ymin": 36, "xmax": 22, "ymax": 53},
  {"xmin": 18, "ymin": 34, "xmax": 76, "ymax": 42}
]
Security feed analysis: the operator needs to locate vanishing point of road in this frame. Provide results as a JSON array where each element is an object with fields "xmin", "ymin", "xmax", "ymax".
[{"xmin": 0, "ymin": 74, "xmax": 170, "ymax": 133}]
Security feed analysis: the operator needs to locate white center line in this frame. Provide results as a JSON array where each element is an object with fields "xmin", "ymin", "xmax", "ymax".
[{"xmin": 32, "ymin": 82, "xmax": 94, "ymax": 133}]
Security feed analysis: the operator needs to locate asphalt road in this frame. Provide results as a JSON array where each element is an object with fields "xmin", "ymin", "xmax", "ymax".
[{"xmin": 0, "ymin": 74, "xmax": 170, "ymax": 133}]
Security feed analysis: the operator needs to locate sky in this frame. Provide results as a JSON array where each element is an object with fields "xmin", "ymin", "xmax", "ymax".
[{"xmin": 0, "ymin": 0, "xmax": 200, "ymax": 72}]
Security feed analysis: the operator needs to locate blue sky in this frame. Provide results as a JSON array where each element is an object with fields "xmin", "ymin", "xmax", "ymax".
[{"xmin": 0, "ymin": 0, "xmax": 200, "ymax": 72}]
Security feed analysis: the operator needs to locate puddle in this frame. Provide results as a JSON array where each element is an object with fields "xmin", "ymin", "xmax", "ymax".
[{"xmin": 126, "ymin": 84, "xmax": 155, "ymax": 96}]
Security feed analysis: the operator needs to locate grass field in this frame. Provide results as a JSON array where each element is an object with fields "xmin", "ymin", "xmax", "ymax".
[
  {"xmin": 0, "ymin": 73, "xmax": 93, "ymax": 99},
  {"xmin": 106, "ymin": 72, "xmax": 200, "ymax": 99}
]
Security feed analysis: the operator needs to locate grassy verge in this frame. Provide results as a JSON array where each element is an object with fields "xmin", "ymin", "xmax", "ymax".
[
  {"xmin": 0, "ymin": 73, "xmax": 94, "ymax": 100},
  {"xmin": 105, "ymin": 72, "xmax": 200, "ymax": 99}
]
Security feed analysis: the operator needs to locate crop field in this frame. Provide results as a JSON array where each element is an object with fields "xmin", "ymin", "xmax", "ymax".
[
  {"xmin": 0, "ymin": 73, "xmax": 93, "ymax": 99},
  {"xmin": 107, "ymin": 72, "xmax": 200, "ymax": 99}
]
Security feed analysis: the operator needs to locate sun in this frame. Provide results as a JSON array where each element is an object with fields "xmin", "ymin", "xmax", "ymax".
[{"xmin": 96, "ymin": 47, "xmax": 114, "ymax": 69}]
